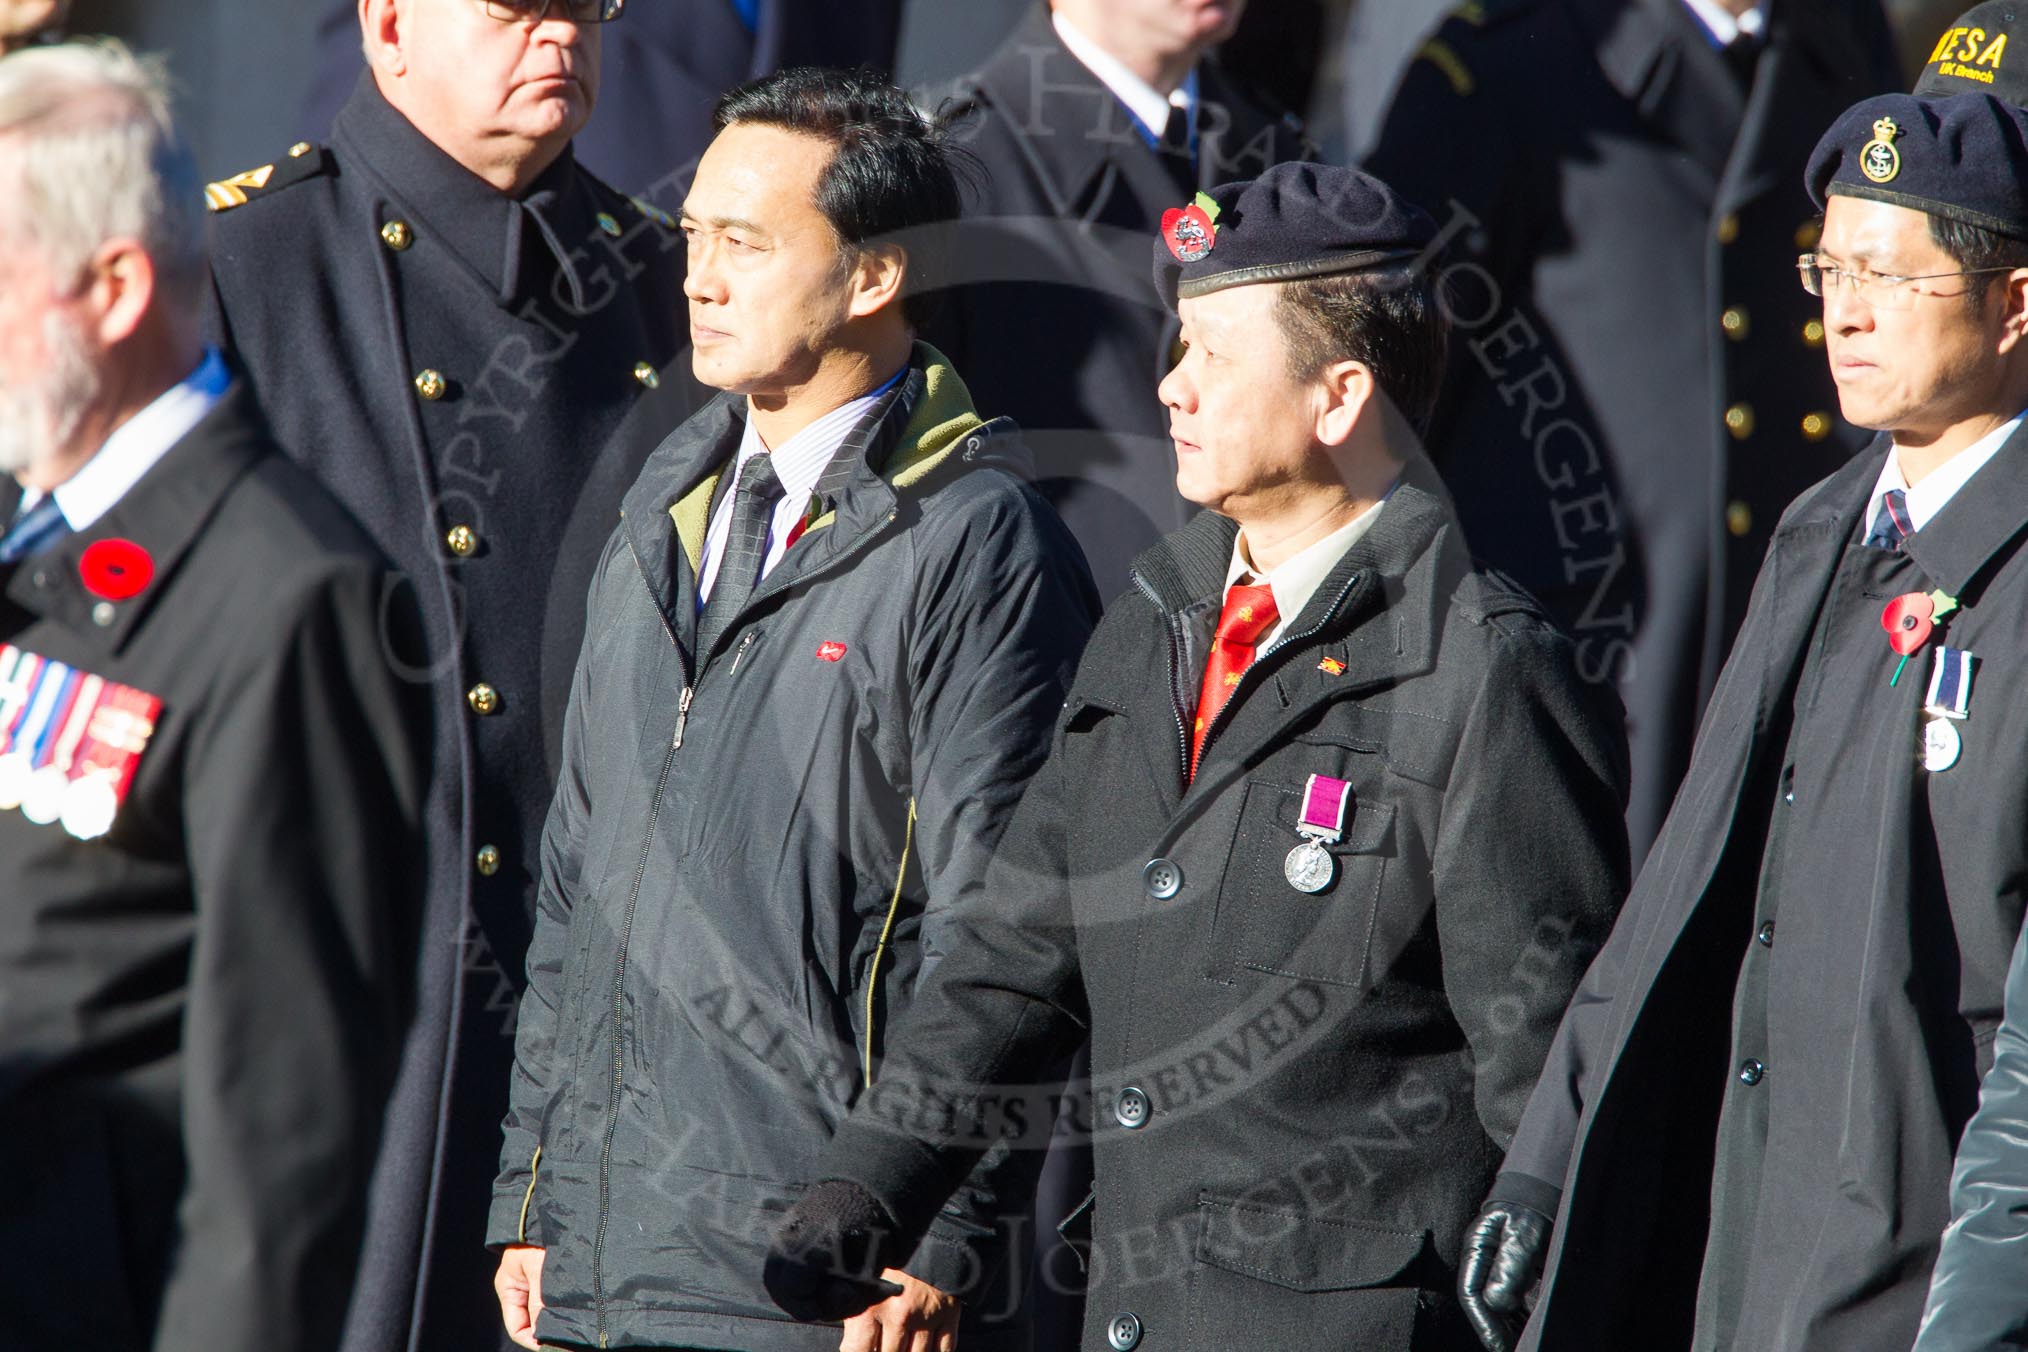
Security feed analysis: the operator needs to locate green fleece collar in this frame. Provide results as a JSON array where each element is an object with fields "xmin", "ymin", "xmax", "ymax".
[{"xmin": 668, "ymin": 342, "xmax": 983, "ymax": 573}]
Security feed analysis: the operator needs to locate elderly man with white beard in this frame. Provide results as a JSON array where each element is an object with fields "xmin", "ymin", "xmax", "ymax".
[{"xmin": 0, "ymin": 38, "xmax": 429, "ymax": 1352}]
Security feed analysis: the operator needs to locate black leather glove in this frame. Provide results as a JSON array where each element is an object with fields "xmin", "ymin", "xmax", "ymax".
[
  {"xmin": 1458, "ymin": 1200, "xmax": 1552, "ymax": 1352},
  {"xmin": 763, "ymin": 1178, "xmax": 906, "ymax": 1322}
]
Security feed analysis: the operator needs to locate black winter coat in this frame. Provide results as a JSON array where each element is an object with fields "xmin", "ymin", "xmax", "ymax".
[
  {"xmin": 1500, "ymin": 431, "xmax": 2028, "ymax": 1351},
  {"xmin": 928, "ymin": 4, "xmax": 1310, "ymax": 600},
  {"xmin": 818, "ymin": 467, "xmax": 1631, "ymax": 1352},
  {"xmin": 1367, "ymin": 0, "xmax": 1897, "ymax": 859},
  {"xmin": 0, "ymin": 388, "xmax": 428, "ymax": 1352},
  {"xmin": 203, "ymin": 76, "xmax": 694, "ymax": 1352},
  {"xmin": 488, "ymin": 349, "xmax": 1098, "ymax": 1350}
]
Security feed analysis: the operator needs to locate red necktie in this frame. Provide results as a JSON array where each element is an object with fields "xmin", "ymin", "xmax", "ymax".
[{"xmin": 1190, "ymin": 582, "xmax": 1279, "ymax": 779}]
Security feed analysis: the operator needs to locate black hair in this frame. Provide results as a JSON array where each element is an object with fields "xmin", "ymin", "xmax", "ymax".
[
  {"xmin": 712, "ymin": 67, "xmax": 962, "ymax": 329},
  {"xmin": 1272, "ymin": 266, "xmax": 1450, "ymax": 435},
  {"xmin": 1929, "ymin": 213, "xmax": 2028, "ymax": 308}
]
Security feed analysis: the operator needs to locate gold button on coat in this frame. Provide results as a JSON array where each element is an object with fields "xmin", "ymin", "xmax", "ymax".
[
  {"xmin": 468, "ymin": 683, "xmax": 501, "ymax": 716},
  {"xmin": 1802, "ymin": 319, "xmax": 1825, "ymax": 348},
  {"xmin": 633, "ymin": 361, "xmax": 659, "ymax": 389},
  {"xmin": 414, "ymin": 369, "xmax": 446, "ymax": 401},
  {"xmin": 381, "ymin": 220, "xmax": 413, "ymax": 251},
  {"xmin": 1801, "ymin": 412, "xmax": 1833, "ymax": 442},
  {"xmin": 1726, "ymin": 501, "xmax": 1753, "ymax": 538},
  {"xmin": 1725, "ymin": 403, "xmax": 1755, "ymax": 439},
  {"xmin": 446, "ymin": 524, "xmax": 478, "ymax": 557},
  {"xmin": 1717, "ymin": 214, "xmax": 1740, "ymax": 245},
  {"xmin": 1721, "ymin": 306, "xmax": 1749, "ymax": 340},
  {"xmin": 475, "ymin": 845, "xmax": 501, "ymax": 877}
]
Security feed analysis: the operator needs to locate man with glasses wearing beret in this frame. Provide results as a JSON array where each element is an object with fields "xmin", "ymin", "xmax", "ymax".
[
  {"xmin": 1454, "ymin": 87, "xmax": 2028, "ymax": 1352},
  {"xmin": 204, "ymin": 3, "xmax": 691, "ymax": 1350}
]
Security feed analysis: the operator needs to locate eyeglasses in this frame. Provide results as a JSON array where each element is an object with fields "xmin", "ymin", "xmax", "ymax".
[
  {"xmin": 479, "ymin": 0, "xmax": 625, "ymax": 23},
  {"xmin": 1796, "ymin": 253, "xmax": 2017, "ymax": 311}
]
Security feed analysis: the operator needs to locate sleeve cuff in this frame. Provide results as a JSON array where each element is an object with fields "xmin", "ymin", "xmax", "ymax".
[
  {"xmin": 486, "ymin": 1183, "xmax": 543, "ymax": 1251},
  {"xmin": 1485, "ymin": 1170, "xmax": 1562, "ymax": 1221}
]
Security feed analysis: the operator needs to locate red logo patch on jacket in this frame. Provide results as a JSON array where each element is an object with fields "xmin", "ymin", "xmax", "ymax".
[{"xmin": 816, "ymin": 641, "xmax": 848, "ymax": 663}]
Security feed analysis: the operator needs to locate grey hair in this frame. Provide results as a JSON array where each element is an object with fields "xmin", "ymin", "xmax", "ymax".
[{"xmin": 0, "ymin": 38, "xmax": 206, "ymax": 309}]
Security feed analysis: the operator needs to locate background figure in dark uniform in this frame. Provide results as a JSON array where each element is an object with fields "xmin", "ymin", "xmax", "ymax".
[
  {"xmin": 0, "ymin": 40, "xmax": 426, "ymax": 1352},
  {"xmin": 1367, "ymin": 0, "xmax": 1898, "ymax": 859},
  {"xmin": 301, "ymin": 0, "xmax": 905, "ymax": 199},
  {"xmin": 928, "ymin": 0, "xmax": 1310, "ymax": 601},
  {"xmin": 203, "ymin": 3, "xmax": 691, "ymax": 1349},
  {"xmin": 768, "ymin": 161, "xmax": 1629, "ymax": 1352},
  {"xmin": 1457, "ymin": 90, "xmax": 2028, "ymax": 1352}
]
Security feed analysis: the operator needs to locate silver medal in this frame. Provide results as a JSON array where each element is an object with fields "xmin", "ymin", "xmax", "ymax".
[
  {"xmin": 1284, "ymin": 838, "xmax": 1335, "ymax": 894},
  {"xmin": 1922, "ymin": 717, "xmax": 1962, "ymax": 773}
]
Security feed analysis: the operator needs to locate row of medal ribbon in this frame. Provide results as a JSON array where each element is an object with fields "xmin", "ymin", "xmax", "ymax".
[{"xmin": 0, "ymin": 644, "xmax": 161, "ymax": 840}]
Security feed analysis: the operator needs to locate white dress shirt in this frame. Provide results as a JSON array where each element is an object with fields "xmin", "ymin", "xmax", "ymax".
[
  {"xmin": 1868, "ymin": 413, "xmax": 2027, "ymax": 538},
  {"xmin": 1680, "ymin": 0, "xmax": 1768, "ymax": 44},
  {"xmin": 1052, "ymin": 9, "xmax": 1198, "ymax": 145},
  {"xmin": 1224, "ymin": 496, "xmax": 1390, "ymax": 649},
  {"xmin": 697, "ymin": 369, "xmax": 906, "ymax": 603},
  {"xmin": 16, "ymin": 348, "xmax": 230, "ymax": 532}
]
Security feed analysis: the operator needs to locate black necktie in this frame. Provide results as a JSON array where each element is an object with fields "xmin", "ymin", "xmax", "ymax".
[
  {"xmin": 1722, "ymin": 34, "xmax": 1760, "ymax": 91},
  {"xmin": 696, "ymin": 453, "xmax": 786, "ymax": 659},
  {"xmin": 1865, "ymin": 488, "xmax": 1911, "ymax": 551}
]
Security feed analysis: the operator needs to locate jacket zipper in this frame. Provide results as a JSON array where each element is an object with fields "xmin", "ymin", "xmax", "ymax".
[
  {"xmin": 1147, "ymin": 568, "xmax": 1365, "ymax": 782},
  {"xmin": 1134, "ymin": 573, "xmax": 1195, "ymax": 785},
  {"xmin": 597, "ymin": 540, "xmax": 695, "ymax": 1348},
  {"xmin": 728, "ymin": 629, "xmax": 758, "ymax": 676}
]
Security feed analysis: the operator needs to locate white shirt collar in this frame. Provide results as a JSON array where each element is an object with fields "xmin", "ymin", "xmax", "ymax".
[
  {"xmin": 1680, "ymin": 0, "xmax": 1767, "ymax": 45},
  {"xmin": 1224, "ymin": 496, "xmax": 1389, "ymax": 648},
  {"xmin": 1871, "ymin": 412, "xmax": 2027, "ymax": 537},
  {"xmin": 19, "ymin": 348, "xmax": 229, "ymax": 533},
  {"xmin": 1051, "ymin": 9, "xmax": 1196, "ymax": 143},
  {"xmin": 697, "ymin": 368, "xmax": 906, "ymax": 602}
]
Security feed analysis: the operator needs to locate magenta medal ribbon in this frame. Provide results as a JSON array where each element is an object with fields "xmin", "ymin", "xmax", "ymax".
[{"xmin": 1285, "ymin": 773, "xmax": 1350, "ymax": 894}]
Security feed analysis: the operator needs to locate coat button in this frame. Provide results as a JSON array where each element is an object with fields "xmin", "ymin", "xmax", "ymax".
[
  {"xmin": 381, "ymin": 219, "xmax": 413, "ymax": 251},
  {"xmin": 1757, "ymin": 920, "xmax": 1775, "ymax": 947},
  {"xmin": 1107, "ymin": 1312, "xmax": 1143, "ymax": 1350},
  {"xmin": 1724, "ymin": 403, "xmax": 1755, "ymax": 440},
  {"xmin": 414, "ymin": 368, "xmax": 447, "ymax": 401},
  {"xmin": 446, "ymin": 524, "xmax": 479, "ymax": 557},
  {"xmin": 1725, "ymin": 500, "xmax": 1752, "ymax": 538},
  {"xmin": 1720, "ymin": 306, "xmax": 1749, "ymax": 340},
  {"xmin": 1142, "ymin": 858, "xmax": 1182, "ymax": 899},
  {"xmin": 1738, "ymin": 1058, "xmax": 1765, "ymax": 1086},
  {"xmin": 1801, "ymin": 411, "xmax": 1833, "ymax": 442},
  {"xmin": 92, "ymin": 601, "xmax": 116, "ymax": 627},
  {"xmin": 1114, "ymin": 1086, "xmax": 1150, "ymax": 1130},
  {"xmin": 633, "ymin": 361, "xmax": 660, "ymax": 389},
  {"xmin": 468, "ymin": 682, "xmax": 501, "ymax": 716},
  {"xmin": 1716, "ymin": 213, "xmax": 1739, "ymax": 245},
  {"xmin": 1802, "ymin": 318, "xmax": 1825, "ymax": 348},
  {"xmin": 475, "ymin": 844, "xmax": 502, "ymax": 876}
]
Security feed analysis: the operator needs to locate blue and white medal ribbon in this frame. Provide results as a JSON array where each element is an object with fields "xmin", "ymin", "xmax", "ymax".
[{"xmin": 1921, "ymin": 646, "xmax": 1976, "ymax": 772}]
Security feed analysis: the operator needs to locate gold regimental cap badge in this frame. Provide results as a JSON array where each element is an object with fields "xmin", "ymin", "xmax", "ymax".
[{"xmin": 1861, "ymin": 116, "xmax": 1903, "ymax": 184}]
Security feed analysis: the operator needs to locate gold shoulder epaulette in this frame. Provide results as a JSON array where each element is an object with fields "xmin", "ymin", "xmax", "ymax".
[{"xmin": 205, "ymin": 141, "xmax": 332, "ymax": 213}]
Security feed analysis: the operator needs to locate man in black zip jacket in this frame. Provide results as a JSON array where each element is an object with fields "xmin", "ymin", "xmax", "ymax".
[{"xmin": 487, "ymin": 68, "xmax": 1097, "ymax": 1352}]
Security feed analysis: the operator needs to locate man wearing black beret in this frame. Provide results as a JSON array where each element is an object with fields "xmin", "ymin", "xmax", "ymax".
[
  {"xmin": 1455, "ymin": 89, "xmax": 2028, "ymax": 1352},
  {"xmin": 761, "ymin": 160, "xmax": 1631, "ymax": 1352}
]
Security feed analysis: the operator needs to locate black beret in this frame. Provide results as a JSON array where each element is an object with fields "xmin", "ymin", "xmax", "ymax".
[
  {"xmin": 1151, "ymin": 161, "xmax": 1437, "ymax": 310},
  {"xmin": 1805, "ymin": 91, "xmax": 2028, "ymax": 239},
  {"xmin": 1913, "ymin": 4, "xmax": 2028, "ymax": 106}
]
